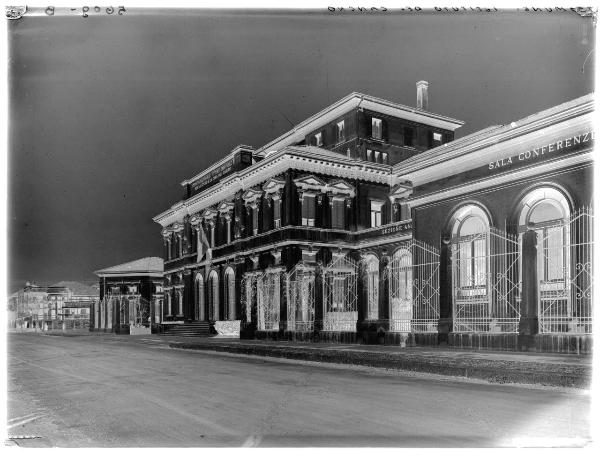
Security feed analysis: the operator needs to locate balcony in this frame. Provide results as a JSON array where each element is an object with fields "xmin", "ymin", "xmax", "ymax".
[{"xmin": 164, "ymin": 220, "xmax": 413, "ymax": 268}]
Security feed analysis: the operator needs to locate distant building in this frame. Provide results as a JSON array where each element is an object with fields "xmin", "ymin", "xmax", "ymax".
[
  {"xmin": 92, "ymin": 257, "xmax": 164, "ymax": 334},
  {"xmin": 8, "ymin": 281, "xmax": 99, "ymax": 329},
  {"xmin": 153, "ymin": 84, "xmax": 593, "ymax": 353}
]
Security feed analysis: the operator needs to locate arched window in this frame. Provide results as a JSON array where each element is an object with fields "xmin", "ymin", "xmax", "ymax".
[
  {"xmin": 224, "ymin": 267, "xmax": 236, "ymax": 320},
  {"xmin": 363, "ymin": 254, "xmax": 379, "ymax": 320},
  {"xmin": 517, "ymin": 187, "xmax": 573, "ymax": 333},
  {"xmin": 451, "ymin": 205, "xmax": 490, "ymax": 293},
  {"xmin": 195, "ymin": 273, "xmax": 205, "ymax": 321},
  {"xmin": 389, "ymin": 248, "xmax": 413, "ymax": 331},
  {"xmin": 517, "ymin": 187, "xmax": 570, "ymax": 284},
  {"xmin": 208, "ymin": 270, "xmax": 220, "ymax": 320}
]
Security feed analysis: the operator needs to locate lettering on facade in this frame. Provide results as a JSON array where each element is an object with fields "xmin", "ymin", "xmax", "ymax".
[
  {"xmin": 488, "ymin": 130, "xmax": 594, "ymax": 171},
  {"xmin": 378, "ymin": 222, "xmax": 411, "ymax": 236},
  {"xmin": 192, "ymin": 159, "xmax": 235, "ymax": 191}
]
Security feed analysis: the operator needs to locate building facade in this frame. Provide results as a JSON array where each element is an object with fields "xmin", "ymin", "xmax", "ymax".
[
  {"xmin": 8, "ymin": 281, "xmax": 99, "ymax": 329},
  {"xmin": 92, "ymin": 257, "xmax": 164, "ymax": 335},
  {"xmin": 153, "ymin": 84, "xmax": 594, "ymax": 353}
]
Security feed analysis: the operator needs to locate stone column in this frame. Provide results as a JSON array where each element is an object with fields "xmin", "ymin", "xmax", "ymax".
[{"xmin": 519, "ymin": 225, "xmax": 539, "ymax": 349}]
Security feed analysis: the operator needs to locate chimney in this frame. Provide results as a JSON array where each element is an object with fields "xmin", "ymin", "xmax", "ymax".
[{"xmin": 416, "ymin": 80, "xmax": 429, "ymax": 110}]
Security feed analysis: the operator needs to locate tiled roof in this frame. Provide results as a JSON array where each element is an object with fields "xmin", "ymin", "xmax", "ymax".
[{"xmin": 94, "ymin": 257, "xmax": 164, "ymax": 276}]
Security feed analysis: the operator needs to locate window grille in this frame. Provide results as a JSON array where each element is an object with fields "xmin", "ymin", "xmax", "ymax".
[
  {"xmin": 323, "ymin": 255, "xmax": 358, "ymax": 331},
  {"xmin": 387, "ymin": 240, "xmax": 440, "ymax": 332},
  {"xmin": 535, "ymin": 207, "xmax": 593, "ymax": 334},
  {"xmin": 287, "ymin": 264, "xmax": 316, "ymax": 331},
  {"xmin": 452, "ymin": 227, "xmax": 520, "ymax": 333},
  {"xmin": 257, "ymin": 270, "xmax": 281, "ymax": 331}
]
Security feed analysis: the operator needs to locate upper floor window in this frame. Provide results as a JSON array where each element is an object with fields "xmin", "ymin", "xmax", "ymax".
[
  {"xmin": 382, "ymin": 152, "xmax": 388, "ymax": 164},
  {"xmin": 273, "ymin": 199, "xmax": 282, "ymax": 228},
  {"xmin": 404, "ymin": 126, "xmax": 414, "ymax": 147},
  {"xmin": 433, "ymin": 132, "xmax": 442, "ymax": 142},
  {"xmin": 370, "ymin": 201, "xmax": 384, "ymax": 228},
  {"xmin": 315, "ymin": 132, "xmax": 323, "ymax": 147},
  {"xmin": 336, "ymin": 120, "xmax": 345, "ymax": 143},
  {"xmin": 371, "ymin": 117, "xmax": 382, "ymax": 140},
  {"xmin": 366, "ymin": 149, "xmax": 373, "ymax": 162},
  {"xmin": 301, "ymin": 194, "xmax": 316, "ymax": 227},
  {"xmin": 331, "ymin": 198, "xmax": 346, "ymax": 229},
  {"xmin": 374, "ymin": 151, "xmax": 381, "ymax": 163}
]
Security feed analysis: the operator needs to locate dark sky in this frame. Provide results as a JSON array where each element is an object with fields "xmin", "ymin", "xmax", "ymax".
[{"xmin": 7, "ymin": 9, "xmax": 595, "ymax": 292}]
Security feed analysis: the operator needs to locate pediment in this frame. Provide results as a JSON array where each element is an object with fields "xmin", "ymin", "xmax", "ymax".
[
  {"xmin": 242, "ymin": 187, "xmax": 263, "ymax": 203},
  {"xmin": 262, "ymin": 177, "xmax": 286, "ymax": 194},
  {"xmin": 217, "ymin": 201, "xmax": 235, "ymax": 213},
  {"xmin": 293, "ymin": 174, "xmax": 326, "ymax": 190},
  {"xmin": 326, "ymin": 179, "xmax": 355, "ymax": 197},
  {"xmin": 389, "ymin": 181, "xmax": 413, "ymax": 200}
]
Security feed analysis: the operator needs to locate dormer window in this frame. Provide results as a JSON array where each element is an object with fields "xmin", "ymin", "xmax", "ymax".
[
  {"xmin": 315, "ymin": 132, "xmax": 323, "ymax": 147},
  {"xmin": 372, "ymin": 117, "xmax": 382, "ymax": 140},
  {"xmin": 336, "ymin": 120, "xmax": 345, "ymax": 143}
]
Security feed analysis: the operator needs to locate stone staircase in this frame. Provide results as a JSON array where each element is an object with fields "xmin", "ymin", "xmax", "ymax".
[{"xmin": 162, "ymin": 321, "xmax": 211, "ymax": 337}]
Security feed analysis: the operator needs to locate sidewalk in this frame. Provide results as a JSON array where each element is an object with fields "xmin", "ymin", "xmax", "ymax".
[{"xmin": 167, "ymin": 337, "xmax": 592, "ymax": 389}]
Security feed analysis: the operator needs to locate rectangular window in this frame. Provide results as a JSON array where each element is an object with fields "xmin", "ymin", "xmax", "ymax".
[
  {"xmin": 370, "ymin": 201, "xmax": 384, "ymax": 228},
  {"xmin": 374, "ymin": 151, "xmax": 380, "ymax": 163},
  {"xmin": 273, "ymin": 199, "xmax": 281, "ymax": 228},
  {"xmin": 404, "ymin": 127, "xmax": 414, "ymax": 147},
  {"xmin": 315, "ymin": 132, "xmax": 323, "ymax": 147},
  {"xmin": 372, "ymin": 117, "xmax": 382, "ymax": 140},
  {"xmin": 433, "ymin": 132, "xmax": 442, "ymax": 142},
  {"xmin": 336, "ymin": 120, "xmax": 345, "ymax": 143},
  {"xmin": 331, "ymin": 199, "xmax": 345, "ymax": 229},
  {"xmin": 366, "ymin": 149, "xmax": 372, "ymax": 161},
  {"xmin": 382, "ymin": 152, "xmax": 388, "ymax": 164},
  {"xmin": 301, "ymin": 194, "xmax": 316, "ymax": 227}
]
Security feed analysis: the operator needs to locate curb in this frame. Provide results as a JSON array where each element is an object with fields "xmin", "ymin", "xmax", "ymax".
[{"xmin": 169, "ymin": 342, "xmax": 591, "ymax": 388}]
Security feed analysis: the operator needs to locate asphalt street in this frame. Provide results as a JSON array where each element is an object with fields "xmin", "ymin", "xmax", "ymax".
[{"xmin": 6, "ymin": 333, "xmax": 592, "ymax": 447}]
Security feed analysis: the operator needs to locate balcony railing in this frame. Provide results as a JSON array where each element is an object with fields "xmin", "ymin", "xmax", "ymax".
[{"xmin": 165, "ymin": 220, "xmax": 412, "ymax": 268}]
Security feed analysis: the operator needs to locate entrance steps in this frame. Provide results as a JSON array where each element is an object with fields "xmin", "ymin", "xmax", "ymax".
[{"xmin": 162, "ymin": 321, "xmax": 211, "ymax": 337}]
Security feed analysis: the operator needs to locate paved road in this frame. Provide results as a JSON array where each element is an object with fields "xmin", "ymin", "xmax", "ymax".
[{"xmin": 6, "ymin": 333, "xmax": 591, "ymax": 447}]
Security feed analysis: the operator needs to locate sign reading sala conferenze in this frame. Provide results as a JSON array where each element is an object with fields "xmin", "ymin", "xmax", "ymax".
[{"xmin": 488, "ymin": 130, "xmax": 594, "ymax": 171}]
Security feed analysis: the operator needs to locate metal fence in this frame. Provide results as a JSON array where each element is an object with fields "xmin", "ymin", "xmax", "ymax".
[
  {"xmin": 286, "ymin": 263, "xmax": 316, "ymax": 331},
  {"xmin": 451, "ymin": 227, "xmax": 520, "ymax": 333},
  {"xmin": 538, "ymin": 207, "xmax": 593, "ymax": 334},
  {"xmin": 257, "ymin": 269, "xmax": 281, "ymax": 331},
  {"xmin": 322, "ymin": 255, "xmax": 358, "ymax": 331},
  {"xmin": 388, "ymin": 240, "xmax": 440, "ymax": 333}
]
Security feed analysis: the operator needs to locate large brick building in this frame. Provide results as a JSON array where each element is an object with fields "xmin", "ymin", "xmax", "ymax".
[{"xmin": 153, "ymin": 83, "xmax": 594, "ymax": 353}]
